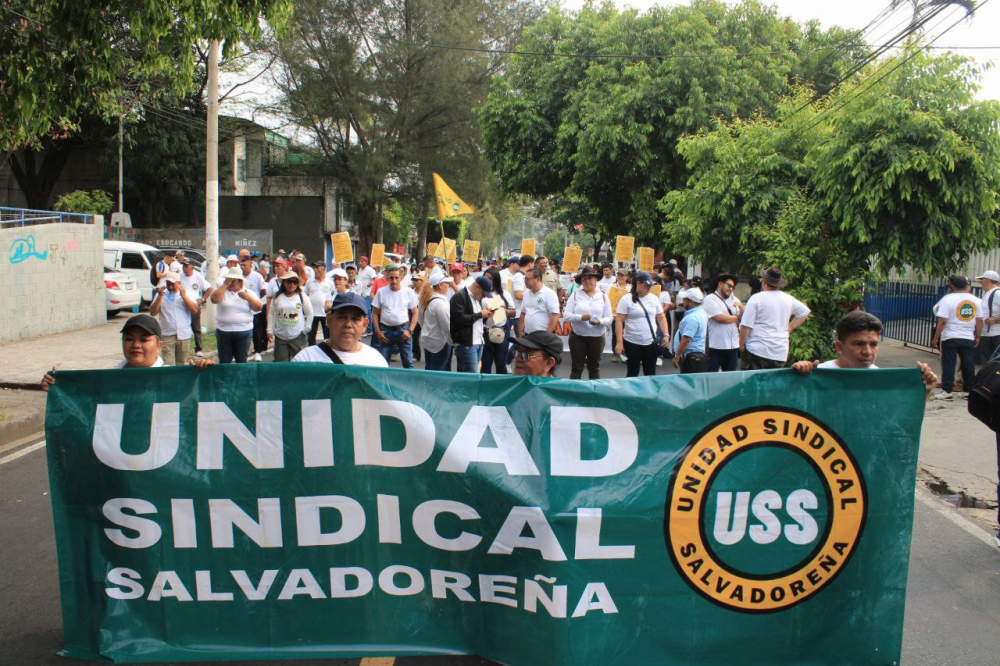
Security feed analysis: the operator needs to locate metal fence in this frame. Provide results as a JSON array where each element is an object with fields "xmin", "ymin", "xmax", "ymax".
[
  {"xmin": 0, "ymin": 206, "xmax": 93, "ymax": 226},
  {"xmin": 864, "ymin": 280, "xmax": 983, "ymax": 350}
]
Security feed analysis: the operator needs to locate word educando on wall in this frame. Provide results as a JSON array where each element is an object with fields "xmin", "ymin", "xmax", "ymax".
[{"xmin": 96, "ymin": 399, "xmax": 639, "ymax": 616}]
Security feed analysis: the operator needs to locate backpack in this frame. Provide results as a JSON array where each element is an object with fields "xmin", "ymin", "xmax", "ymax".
[
  {"xmin": 968, "ymin": 354, "xmax": 1000, "ymax": 431},
  {"xmin": 150, "ymin": 260, "xmax": 164, "ymax": 287}
]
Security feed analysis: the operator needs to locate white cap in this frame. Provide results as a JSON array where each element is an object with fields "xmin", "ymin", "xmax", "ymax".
[
  {"xmin": 226, "ymin": 254, "xmax": 239, "ymax": 262},
  {"xmin": 157, "ymin": 272, "xmax": 181, "ymax": 288},
  {"xmin": 684, "ymin": 287, "xmax": 704, "ymax": 304},
  {"xmin": 331, "ymin": 268, "xmax": 348, "ymax": 279},
  {"xmin": 430, "ymin": 273, "xmax": 455, "ymax": 287},
  {"xmin": 977, "ymin": 270, "xmax": 1000, "ymax": 282},
  {"xmin": 224, "ymin": 267, "xmax": 245, "ymax": 281}
]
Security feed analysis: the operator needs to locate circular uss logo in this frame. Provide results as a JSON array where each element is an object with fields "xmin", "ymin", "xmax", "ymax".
[
  {"xmin": 957, "ymin": 300, "xmax": 977, "ymax": 322},
  {"xmin": 664, "ymin": 407, "xmax": 867, "ymax": 613}
]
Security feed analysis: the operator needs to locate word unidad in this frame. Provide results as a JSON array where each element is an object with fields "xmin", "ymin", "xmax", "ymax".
[
  {"xmin": 106, "ymin": 565, "xmax": 618, "ymax": 618},
  {"xmin": 93, "ymin": 400, "xmax": 640, "ymax": 476}
]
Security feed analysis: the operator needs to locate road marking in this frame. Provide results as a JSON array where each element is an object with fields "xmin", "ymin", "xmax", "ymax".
[
  {"xmin": 915, "ymin": 490, "xmax": 996, "ymax": 549},
  {"xmin": 0, "ymin": 440, "xmax": 46, "ymax": 467},
  {"xmin": 359, "ymin": 659, "xmax": 395, "ymax": 666}
]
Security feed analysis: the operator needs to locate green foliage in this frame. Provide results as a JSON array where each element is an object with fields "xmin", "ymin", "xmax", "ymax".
[
  {"xmin": 54, "ymin": 190, "xmax": 114, "ymax": 216},
  {"xmin": 427, "ymin": 218, "xmax": 468, "ymax": 245},
  {"xmin": 542, "ymin": 229, "xmax": 569, "ymax": 261},
  {"xmin": 382, "ymin": 199, "xmax": 412, "ymax": 248},
  {"xmin": 0, "ymin": 1, "xmax": 291, "ymax": 151}
]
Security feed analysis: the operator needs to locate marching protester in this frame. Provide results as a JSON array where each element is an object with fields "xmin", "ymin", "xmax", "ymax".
[
  {"xmin": 739, "ymin": 266, "xmax": 810, "ymax": 369},
  {"xmin": 671, "ymin": 288, "xmax": 709, "ymax": 373},
  {"xmin": 510, "ymin": 255, "xmax": 530, "ymax": 318},
  {"xmin": 148, "ymin": 271, "xmax": 199, "ymax": 366},
  {"xmin": 976, "ymin": 270, "xmax": 1000, "ymax": 364},
  {"xmin": 210, "ymin": 267, "xmax": 263, "ymax": 364},
  {"xmin": 409, "ymin": 271, "xmax": 425, "ymax": 361},
  {"xmin": 41, "ymin": 314, "xmax": 214, "ymax": 390},
  {"xmin": 216, "ymin": 254, "xmax": 239, "ymax": 285},
  {"xmin": 598, "ymin": 264, "xmax": 615, "ymax": 293},
  {"xmin": 511, "ymin": 331, "xmax": 562, "ymax": 378},
  {"xmin": 267, "ymin": 272, "xmax": 313, "ymax": 362},
  {"xmin": 241, "ymin": 256, "xmax": 269, "ymax": 362},
  {"xmin": 481, "ymin": 267, "xmax": 516, "ymax": 374},
  {"xmin": 931, "ymin": 275, "xmax": 983, "ymax": 398},
  {"xmin": 179, "ymin": 259, "xmax": 213, "ymax": 357},
  {"xmin": 292, "ymin": 292, "xmax": 388, "ymax": 367},
  {"xmin": 305, "ymin": 262, "xmax": 333, "ymax": 345},
  {"xmin": 519, "ymin": 268, "xmax": 561, "ymax": 336},
  {"xmin": 615, "ymin": 271, "xmax": 670, "ymax": 377},
  {"xmin": 563, "ymin": 267, "xmax": 612, "ymax": 379},
  {"xmin": 418, "ymin": 273, "xmax": 454, "ymax": 371},
  {"xmin": 702, "ymin": 272, "xmax": 743, "ymax": 372},
  {"xmin": 331, "ymin": 267, "xmax": 349, "ymax": 295},
  {"xmin": 371, "ymin": 264, "xmax": 419, "ymax": 368},
  {"xmin": 538, "ymin": 256, "xmax": 562, "ymax": 299},
  {"xmin": 451, "ymin": 275, "xmax": 495, "ymax": 373}
]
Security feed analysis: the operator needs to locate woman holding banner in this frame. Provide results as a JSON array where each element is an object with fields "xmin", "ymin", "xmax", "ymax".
[
  {"xmin": 615, "ymin": 271, "xmax": 670, "ymax": 377},
  {"xmin": 564, "ymin": 268, "xmax": 612, "ymax": 379}
]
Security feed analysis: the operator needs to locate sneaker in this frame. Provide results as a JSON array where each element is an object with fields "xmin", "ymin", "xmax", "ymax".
[
  {"xmin": 656, "ymin": 358, "xmax": 663, "ymax": 367},
  {"xmin": 195, "ymin": 350, "xmax": 205, "ymax": 357},
  {"xmin": 251, "ymin": 352, "xmax": 262, "ymax": 362},
  {"xmin": 929, "ymin": 389, "xmax": 953, "ymax": 400},
  {"xmin": 611, "ymin": 356, "xmax": 619, "ymax": 363},
  {"xmin": 955, "ymin": 391, "xmax": 969, "ymax": 399}
]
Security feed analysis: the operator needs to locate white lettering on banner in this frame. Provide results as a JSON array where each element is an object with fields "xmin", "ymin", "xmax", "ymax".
[
  {"xmin": 377, "ymin": 494, "xmax": 402, "ymax": 544},
  {"xmin": 550, "ymin": 407, "xmax": 638, "ymax": 477},
  {"xmin": 295, "ymin": 495, "xmax": 366, "ymax": 546},
  {"xmin": 413, "ymin": 500, "xmax": 483, "ymax": 551},
  {"xmin": 489, "ymin": 506, "xmax": 567, "ymax": 561},
  {"xmin": 713, "ymin": 490, "xmax": 820, "ymax": 546},
  {"xmin": 93, "ymin": 403, "xmax": 180, "ymax": 471},
  {"xmin": 437, "ymin": 406, "xmax": 540, "ymax": 475},
  {"xmin": 171, "ymin": 499, "xmax": 197, "ymax": 549},
  {"xmin": 103, "ymin": 498, "xmax": 161, "ymax": 549},
  {"xmin": 574, "ymin": 508, "xmax": 635, "ymax": 560},
  {"xmin": 353, "ymin": 399, "xmax": 435, "ymax": 467},
  {"xmin": 104, "ymin": 565, "xmax": 619, "ymax": 618},
  {"xmin": 301, "ymin": 399, "xmax": 334, "ymax": 467},
  {"xmin": 208, "ymin": 498, "xmax": 283, "ymax": 548},
  {"xmin": 197, "ymin": 402, "xmax": 284, "ymax": 469}
]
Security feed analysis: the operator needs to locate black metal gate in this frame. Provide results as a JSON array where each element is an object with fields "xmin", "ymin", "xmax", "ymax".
[{"xmin": 864, "ymin": 281, "xmax": 982, "ymax": 349}]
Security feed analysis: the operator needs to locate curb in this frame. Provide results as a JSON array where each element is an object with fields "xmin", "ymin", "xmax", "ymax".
[{"xmin": 0, "ymin": 410, "xmax": 44, "ymax": 446}]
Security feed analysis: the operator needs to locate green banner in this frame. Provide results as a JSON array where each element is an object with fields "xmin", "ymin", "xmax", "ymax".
[{"xmin": 45, "ymin": 365, "xmax": 925, "ymax": 663}]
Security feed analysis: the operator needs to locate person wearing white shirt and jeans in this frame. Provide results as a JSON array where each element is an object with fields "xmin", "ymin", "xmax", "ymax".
[
  {"xmin": 703, "ymin": 272, "xmax": 743, "ymax": 372},
  {"xmin": 739, "ymin": 266, "xmax": 810, "ymax": 370},
  {"xmin": 148, "ymin": 271, "xmax": 199, "ymax": 366},
  {"xmin": 268, "ymin": 273, "xmax": 314, "ymax": 362},
  {"xmin": 371, "ymin": 265, "xmax": 419, "ymax": 367},
  {"xmin": 179, "ymin": 259, "xmax": 213, "ymax": 357},
  {"xmin": 518, "ymin": 268, "xmax": 561, "ymax": 336},
  {"xmin": 931, "ymin": 275, "xmax": 984, "ymax": 396},
  {"xmin": 211, "ymin": 268, "xmax": 264, "ymax": 363},
  {"xmin": 976, "ymin": 270, "xmax": 1000, "ymax": 364},
  {"xmin": 306, "ymin": 262, "xmax": 333, "ymax": 345},
  {"xmin": 564, "ymin": 267, "xmax": 612, "ymax": 379}
]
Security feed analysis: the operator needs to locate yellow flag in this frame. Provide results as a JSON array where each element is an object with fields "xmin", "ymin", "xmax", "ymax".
[{"xmin": 432, "ymin": 173, "xmax": 475, "ymax": 219}]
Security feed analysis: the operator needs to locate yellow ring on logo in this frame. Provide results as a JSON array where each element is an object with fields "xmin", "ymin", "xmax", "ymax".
[
  {"xmin": 956, "ymin": 300, "xmax": 977, "ymax": 323},
  {"xmin": 665, "ymin": 408, "xmax": 866, "ymax": 613}
]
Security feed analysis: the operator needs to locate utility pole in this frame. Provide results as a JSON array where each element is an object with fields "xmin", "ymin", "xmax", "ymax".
[
  {"xmin": 204, "ymin": 39, "xmax": 221, "ymax": 331},
  {"xmin": 117, "ymin": 119, "xmax": 123, "ymax": 214}
]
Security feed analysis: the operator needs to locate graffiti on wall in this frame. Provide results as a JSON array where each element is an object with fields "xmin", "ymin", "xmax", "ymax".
[{"xmin": 8, "ymin": 235, "xmax": 49, "ymax": 264}]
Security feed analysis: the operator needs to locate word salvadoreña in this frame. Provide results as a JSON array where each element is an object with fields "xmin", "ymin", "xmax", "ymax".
[{"xmin": 97, "ymin": 401, "xmax": 639, "ymax": 618}]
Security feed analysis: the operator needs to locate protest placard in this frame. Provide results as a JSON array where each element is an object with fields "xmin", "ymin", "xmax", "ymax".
[
  {"xmin": 331, "ymin": 232, "xmax": 353, "ymax": 264},
  {"xmin": 637, "ymin": 247, "xmax": 654, "ymax": 272},
  {"xmin": 615, "ymin": 236, "xmax": 635, "ymax": 264},
  {"xmin": 463, "ymin": 240, "xmax": 481, "ymax": 264},
  {"xmin": 370, "ymin": 244, "xmax": 385, "ymax": 268}
]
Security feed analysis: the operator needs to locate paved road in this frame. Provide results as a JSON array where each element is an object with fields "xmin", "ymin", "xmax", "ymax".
[{"xmin": 2, "ymin": 434, "xmax": 999, "ymax": 665}]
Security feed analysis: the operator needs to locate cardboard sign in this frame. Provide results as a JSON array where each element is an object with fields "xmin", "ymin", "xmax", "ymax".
[
  {"xmin": 520, "ymin": 238, "xmax": 536, "ymax": 257},
  {"xmin": 428, "ymin": 242, "xmax": 438, "ymax": 259},
  {"xmin": 445, "ymin": 239, "xmax": 457, "ymax": 264},
  {"xmin": 370, "ymin": 244, "xmax": 385, "ymax": 268},
  {"xmin": 463, "ymin": 240, "xmax": 481, "ymax": 264},
  {"xmin": 615, "ymin": 236, "xmax": 635, "ymax": 265},
  {"xmin": 609, "ymin": 285, "xmax": 629, "ymax": 314},
  {"xmin": 637, "ymin": 247, "xmax": 654, "ymax": 272},
  {"xmin": 562, "ymin": 246, "xmax": 583, "ymax": 275},
  {"xmin": 331, "ymin": 232, "xmax": 353, "ymax": 264}
]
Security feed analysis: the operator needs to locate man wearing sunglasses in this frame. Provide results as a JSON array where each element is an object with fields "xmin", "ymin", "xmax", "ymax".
[
  {"xmin": 703, "ymin": 272, "xmax": 744, "ymax": 372},
  {"xmin": 510, "ymin": 331, "xmax": 562, "ymax": 378}
]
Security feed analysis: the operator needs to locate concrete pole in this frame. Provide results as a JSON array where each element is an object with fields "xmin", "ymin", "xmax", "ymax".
[
  {"xmin": 117, "ymin": 119, "xmax": 124, "ymax": 213},
  {"xmin": 204, "ymin": 39, "xmax": 221, "ymax": 331}
]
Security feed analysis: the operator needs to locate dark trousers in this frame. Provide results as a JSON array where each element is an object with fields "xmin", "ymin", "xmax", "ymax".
[
  {"xmin": 412, "ymin": 323, "xmax": 422, "ymax": 361},
  {"xmin": 995, "ymin": 432, "xmax": 1000, "ymax": 525},
  {"xmin": 623, "ymin": 339, "xmax": 658, "ymax": 377},
  {"xmin": 941, "ymin": 338, "xmax": 976, "ymax": 392},
  {"xmin": 741, "ymin": 348, "xmax": 785, "ymax": 370},
  {"xmin": 252, "ymin": 311, "xmax": 267, "ymax": 354},
  {"xmin": 309, "ymin": 316, "xmax": 329, "ymax": 346},
  {"xmin": 481, "ymin": 331, "xmax": 511, "ymax": 374},
  {"xmin": 976, "ymin": 335, "xmax": 1000, "ymax": 365},
  {"xmin": 708, "ymin": 347, "xmax": 739, "ymax": 372},
  {"xmin": 569, "ymin": 333, "xmax": 604, "ymax": 379},
  {"xmin": 191, "ymin": 309, "xmax": 204, "ymax": 353},
  {"xmin": 217, "ymin": 329, "xmax": 252, "ymax": 364}
]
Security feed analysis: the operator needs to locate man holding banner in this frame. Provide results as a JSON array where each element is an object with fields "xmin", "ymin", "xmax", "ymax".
[{"xmin": 292, "ymin": 292, "xmax": 386, "ymax": 366}]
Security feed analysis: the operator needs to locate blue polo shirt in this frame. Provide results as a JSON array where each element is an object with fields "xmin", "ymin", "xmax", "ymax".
[{"xmin": 673, "ymin": 306, "xmax": 707, "ymax": 357}]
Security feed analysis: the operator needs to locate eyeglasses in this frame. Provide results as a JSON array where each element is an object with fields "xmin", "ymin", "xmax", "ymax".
[{"xmin": 514, "ymin": 348, "xmax": 545, "ymax": 361}]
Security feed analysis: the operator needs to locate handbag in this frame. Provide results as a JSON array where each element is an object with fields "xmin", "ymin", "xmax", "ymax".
[{"xmin": 488, "ymin": 326, "xmax": 505, "ymax": 344}]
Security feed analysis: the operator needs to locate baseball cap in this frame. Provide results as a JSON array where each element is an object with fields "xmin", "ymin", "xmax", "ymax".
[
  {"xmin": 430, "ymin": 273, "xmax": 454, "ymax": 287},
  {"xmin": 511, "ymin": 331, "xmax": 563, "ymax": 364},
  {"xmin": 450, "ymin": 263, "xmax": 464, "ymax": 273},
  {"xmin": 634, "ymin": 271, "xmax": 653, "ymax": 286},
  {"xmin": 295, "ymin": 253, "xmax": 306, "ymax": 261},
  {"xmin": 120, "ymin": 314, "xmax": 161, "ymax": 338},
  {"xmin": 327, "ymin": 291, "xmax": 368, "ymax": 314},
  {"xmin": 330, "ymin": 268, "xmax": 348, "ymax": 279},
  {"xmin": 157, "ymin": 272, "xmax": 181, "ymax": 287},
  {"xmin": 226, "ymin": 254, "xmax": 239, "ymax": 262},
  {"xmin": 474, "ymin": 275, "xmax": 493, "ymax": 294},
  {"xmin": 977, "ymin": 271, "xmax": 1000, "ymax": 282},
  {"xmin": 948, "ymin": 275, "xmax": 969, "ymax": 289},
  {"xmin": 683, "ymin": 287, "xmax": 705, "ymax": 304},
  {"xmin": 278, "ymin": 248, "xmax": 287, "ymax": 254}
]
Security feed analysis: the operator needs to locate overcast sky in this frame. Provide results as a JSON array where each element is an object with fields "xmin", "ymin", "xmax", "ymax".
[{"xmin": 559, "ymin": 0, "xmax": 999, "ymax": 100}]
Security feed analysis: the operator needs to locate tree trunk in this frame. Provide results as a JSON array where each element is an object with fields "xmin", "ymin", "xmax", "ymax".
[
  {"xmin": 6, "ymin": 143, "xmax": 75, "ymax": 210},
  {"xmin": 356, "ymin": 200, "xmax": 377, "ymax": 259},
  {"xmin": 416, "ymin": 188, "xmax": 432, "ymax": 259},
  {"xmin": 375, "ymin": 198, "xmax": 384, "ymax": 244}
]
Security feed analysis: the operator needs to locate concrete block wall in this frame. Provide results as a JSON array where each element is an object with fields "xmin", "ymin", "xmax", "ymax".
[{"xmin": 0, "ymin": 221, "xmax": 105, "ymax": 344}]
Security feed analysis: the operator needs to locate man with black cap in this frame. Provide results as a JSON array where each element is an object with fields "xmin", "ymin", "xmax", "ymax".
[
  {"xmin": 291, "ymin": 292, "xmax": 388, "ymax": 366},
  {"xmin": 931, "ymin": 275, "xmax": 983, "ymax": 397},
  {"xmin": 511, "ymin": 331, "xmax": 562, "ymax": 377},
  {"xmin": 739, "ymin": 266, "xmax": 810, "ymax": 370},
  {"xmin": 450, "ymin": 275, "xmax": 495, "ymax": 372},
  {"xmin": 703, "ymin": 272, "xmax": 743, "ymax": 372}
]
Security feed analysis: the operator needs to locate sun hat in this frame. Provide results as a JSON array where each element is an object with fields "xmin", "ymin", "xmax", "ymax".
[
  {"xmin": 575, "ymin": 267, "xmax": 600, "ymax": 284},
  {"xmin": 225, "ymin": 267, "xmax": 245, "ymax": 281},
  {"xmin": 760, "ymin": 266, "xmax": 788, "ymax": 289},
  {"xmin": 430, "ymin": 273, "xmax": 454, "ymax": 287}
]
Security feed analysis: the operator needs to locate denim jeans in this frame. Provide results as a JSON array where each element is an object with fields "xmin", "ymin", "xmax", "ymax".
[
  {"xmin": 377, "ymin": 327, "xmax": 413, "ymax": 368},
  {"xmin": 217, "ymin": 329, "xmax": 253, "ymax": 363},
  {"xmin": 424, "ymin": 344, "xmax": 452, "ymax": 371},
  {"xmin": 481, "ymin": 331, "xmax": 511, "ymax": 374},
  {"xmin": 455, "ymin": 344, "xmax": 483, "ymax": 373},
  {"xmin": 940, "ymin": 338, "xmax": 976, "ymax": 392},
  {"xmin": 708, "ymin": 348, "xmax": 740, "ymax": 372}
]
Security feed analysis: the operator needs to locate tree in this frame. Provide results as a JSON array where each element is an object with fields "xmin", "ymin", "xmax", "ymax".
[
  {"xmin": 661, "ymin": 48, "xmax": 1000, "ymax": 360},
  {"xmin": 1, "ymin": 1, "xmax": 291, "ymax": 151},
  {"xmin": 269, "ymin": 0, "xmax": 540, "ymax": 255},
  {"xmin": 542, "ymin": 229, "xmax": 568, "ymax": 262},
  {"xmin": 54, "ymin": 190, "xmax": 114, "ymax": 217},
  {"xmin": 479, "ymin": 1, "xmax": 856, "ymax": 249}
]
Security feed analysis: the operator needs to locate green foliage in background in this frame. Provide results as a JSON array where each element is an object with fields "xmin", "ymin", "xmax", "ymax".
[
  {"xmin": 542, "ymin": 229, "xmax": 569, "ymax": 262},
  {"xmin": 54, "ymin": 190, "xmax": 114, "ymax": 217}
]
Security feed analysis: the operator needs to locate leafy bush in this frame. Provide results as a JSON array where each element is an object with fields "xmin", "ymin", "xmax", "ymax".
[{"xmin": 54, "ymin": 190, "xmax": 114, "ymax": 217}]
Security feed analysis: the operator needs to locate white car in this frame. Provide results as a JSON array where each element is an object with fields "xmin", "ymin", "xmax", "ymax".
[{"xmin": 104, "ymin": 266, "xmax": 142, "ymax": 317}]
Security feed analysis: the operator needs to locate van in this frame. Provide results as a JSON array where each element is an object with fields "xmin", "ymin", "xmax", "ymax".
[{"xmin": 103, "ymin": 240, "xmax": 168, "ymax": 305}]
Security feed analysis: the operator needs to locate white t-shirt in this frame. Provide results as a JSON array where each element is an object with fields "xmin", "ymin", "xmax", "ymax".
[
  {"xmin": 933, "ymin": 292, "xmax": 984, "ymax": 342},
  {"xmin": 268, "ymin": 292, "xmax": 313, "ymax": 341},
  {"xmin": 215, "ymin": 289, "xmax": 256, "ymax": 332},
  {"xmin": 372, "ymin": 287, "xmax": 418, "ymax": 327},
  {"xmin": 243, "ymin": 270, "xmax": 267, "ymax": 305},
  {"xmin": 741, "ymin": 291, "xmax": 811, "ymax": 362},
  {"xmin": 114, "ymin": 357, "xmax": 165, "ymax": 368},
  {"xmin": 702, "ymin": 292, "xmax": 740, "ymax": 350},
  {"xmin": 153, "ymin": 291, "xmax": 193, "ymax": 340},
  {"xmin": 981, "ymin": 287, "xmax": 1000, "ymax": 337},
  {"xmin": 659, "ymin": 290, "xmax": 673, "ymax": 311},
  {"xmin": 597, "ymin": 276, "xmax": 615, "ymax": 294},
  {"xmin": 292, "ymin": 343, "xmax": 388, "ymax": 367},
  {"xmin": 521, "ymin": 286, "xmax": 560, "ymax": 334},
  {"xmin": 616, "ymin": 293, "xmax": 662, "ymax": 345},
  {"xmin": 358, "ymin": 266, "xmax": 377, "ymax": 293},
  {"xmin": 510, "ymin": 272, "xmax": 526, "ymax": 315},
  {"xmin": 817, "ymin": 359, "xmax": 879, "ymax": 369},
  {"xmin": 306, "ymin": 277, "xmax": 333, "ymax": 315},
  {"xmin": 180, "ymin": 271, "xmax": 210, "ymax": 300}
]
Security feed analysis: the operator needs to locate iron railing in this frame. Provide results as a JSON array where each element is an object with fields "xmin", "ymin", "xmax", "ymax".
[
  {"xmin": 865, "ymin": 280, "xmax": 983, "ymax": 350},
  {"xmin": 0, "ymin": 206, "xmax": 94, "ymax": 226}
]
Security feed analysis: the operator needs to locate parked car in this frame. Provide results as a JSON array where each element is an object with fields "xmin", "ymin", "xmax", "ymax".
[
  {"xmin": 104, "ymin": 240, "xmax": 167, "ymax": 305},
  {"xmin": 155, "ymin": 246, "xmax": 206, "ymax": 269},
  {"xmin": 104, "ymin": 266, "xmax": 141, "ymax": 317}
]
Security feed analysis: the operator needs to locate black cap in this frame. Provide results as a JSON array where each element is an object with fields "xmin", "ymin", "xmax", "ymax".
[
  {"xmin": 474, "ymin": 275, "xmax": 493, "ymax": 294},
  {"xmin": 121, "ymin": 314, "xmax": 161, "ymax": 338},
  {"xmin": 511, "ymin": 331, "xmax": 562, "ymax": 364},
  {"xmin": 948, "ymin": 275, "xmax": 970, "ymax": 289},
  {"xmin": 634, "ymin": 271, "xmax": 653, "ymax": 286}
]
